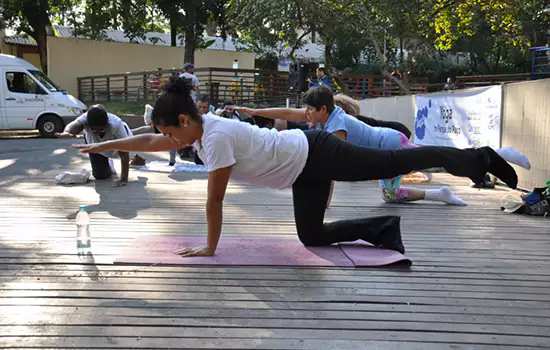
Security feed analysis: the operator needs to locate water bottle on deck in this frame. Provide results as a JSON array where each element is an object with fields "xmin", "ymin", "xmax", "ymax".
[{"xmin": 76, "ymin": 205, "xmax": 91, "ymax": 255}]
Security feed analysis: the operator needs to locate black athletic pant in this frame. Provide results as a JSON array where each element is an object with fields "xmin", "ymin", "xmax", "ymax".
[
  {"xmin": 292, "ymin": 130, "xmax": 493, "ymax": 246},
  {"xmin": 355, "ymin": 114, "xmax": 412, "ymax": 139},
  {"xmin": 89, "ymin": 153, "xmax": 112, "ymax": 180}
]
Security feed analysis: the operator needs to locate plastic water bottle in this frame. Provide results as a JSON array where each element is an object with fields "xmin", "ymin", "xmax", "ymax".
[{"xmin": 75, "ymin": 205, "xmax": 91, "ymax": 255}]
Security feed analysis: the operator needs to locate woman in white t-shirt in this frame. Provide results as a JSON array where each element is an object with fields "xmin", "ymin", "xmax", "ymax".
[{"xmin": 74, "ymin": 78, "xmax": 518, "ymax": 257}]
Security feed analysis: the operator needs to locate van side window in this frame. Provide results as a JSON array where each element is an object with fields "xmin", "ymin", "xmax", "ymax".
[{"xmin": 6, "ymin": 72, "xmax": 46, "ymax": 95}]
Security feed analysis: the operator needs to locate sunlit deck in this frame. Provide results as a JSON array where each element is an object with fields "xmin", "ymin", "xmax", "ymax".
[{"xmin": 1, "ymin": 136, "xmax": 549, "ymax": 349}]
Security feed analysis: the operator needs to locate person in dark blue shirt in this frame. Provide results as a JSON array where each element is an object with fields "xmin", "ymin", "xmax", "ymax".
[{"xmin": 308, "ymin": 67, "xmax": 332, "ymax": 90}]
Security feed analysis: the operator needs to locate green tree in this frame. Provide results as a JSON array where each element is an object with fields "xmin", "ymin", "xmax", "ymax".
[
  {"xmin": 1, "ymin": 0, "xmax": 75, "ymax": 72},
  {"xmin": 69, "ymin": 0, "xmax": 112, "ymax": 40},
  {"xmin": 227, "ymin": 0, "xmax": 315, "ymax": 60},
  {"xmin": 154, "ymin": 0, "xmax": 184, "ymax": 46},
  {"xmin": 68, "ymin": 0, "xmax": 156, "ymax": 42},
  {"xmin": 152, "ymin": 0, "xmax": 227, "ymax": 64},
  {"xmin": 418, "ymin": 0, "xmax": 549, "ymax": 73},
  {"xmin": 227, "ymin": 0, "xmax": 414, "ymax": 91},
  {"xmin": 1, "ymin": 0, "xmax": 157, "ymax": 72}
]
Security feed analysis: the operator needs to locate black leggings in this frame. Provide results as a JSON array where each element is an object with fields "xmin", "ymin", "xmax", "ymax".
[
  {"xmin": 355, "ymin": 114, "xmax": 412, "ymax": 139},
  {"xmin": 292, "ymin": 130, "xmax": 495, "ymax": 246},
  {"xmin": 89, "ymin": 153, "xmax": 112, "ymax": 180}
]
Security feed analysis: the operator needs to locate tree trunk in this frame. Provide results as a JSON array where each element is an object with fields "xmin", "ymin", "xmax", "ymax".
[
  {"xmin": 184, "ymin": 27, "xmax": 195, "ymax": 64},
  {"xmin": 288, "ymin": 30, "xmax": 312, "ymax": 61},
  {"xmin": 493, "ymin": 45, "xmax": 502, "ymax": 73},
  {"xmin": 367, "ymin": 31, "xmax": 410, "ymax": 94},
  {"xmin": 170, "ymin": 14, "xmax": 177, "ymax": 47},
  {"xmin": 21, "ymin": 0, "xmax": 51, "ymax": 73},
  {"xmin": 324, "ymin": 42, "xmax": 333, "ymax": 69},
  {"xmin": 399, "ymin": 35, "xmax": 404, "ymax": 66},
  {"xmin": 34, "ymin": 28, "xmax": 49, "ymax": 73},
  {"xmin": 182, "ymin": 1, "xmax": 198, "ymax": 65}
]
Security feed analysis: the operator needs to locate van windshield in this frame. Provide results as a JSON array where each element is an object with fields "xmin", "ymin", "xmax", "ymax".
[{"xmin": 29, "ymin": 70, "xmax": 60, "ymax": 92}]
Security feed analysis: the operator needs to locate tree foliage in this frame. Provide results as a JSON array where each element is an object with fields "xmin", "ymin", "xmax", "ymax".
[
  {"xmin": 228, "ymin": 0, "xmax": 548, "ymax": 78},
  {"xmin": 2, "ymin": 0, "xmax": 547, "ymax": 78},
  {"xmin": 1, "ymin": 0, "xmax": 227, "ymax": 69}
]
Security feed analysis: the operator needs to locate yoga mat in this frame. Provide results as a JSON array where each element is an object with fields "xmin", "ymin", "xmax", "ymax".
[
  {"xmin": 173, "ymin": 161, "xmax": 207, "ymax": 173},
  {"xmin": 115, "ymin": 235, "xmax": 352, "ymax": 267},
  {"xmin": 134, "ymin": 161, "xmax": 207, "ymax": 174},
  {"xmin": 115, "ymin": 235, "xmax": 411, "ymax": 267},
  {"xmin": 340, "ymin": 242, "xmax": 412, "ymax": 267}
]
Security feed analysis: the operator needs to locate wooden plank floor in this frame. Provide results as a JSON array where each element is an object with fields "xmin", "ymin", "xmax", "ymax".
[{"xmin": 1, "ymin": 137, "xmax": 550, "ymax": 349}]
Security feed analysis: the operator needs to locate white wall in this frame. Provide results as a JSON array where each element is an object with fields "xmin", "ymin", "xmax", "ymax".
[
  {"xmin": 47, "ymin": 36, "xmax": 255, "ymax": 97},
  {"xmin": 360, "ymin": 80, "xmax": 550, "ymax": 189},
  {"xmin": 502, "ymin": 78, "xmax": 550, "ymax": 189},
  {"xmin": 359, "ymin": 95, "xmax": 416, "ymax": 138}
]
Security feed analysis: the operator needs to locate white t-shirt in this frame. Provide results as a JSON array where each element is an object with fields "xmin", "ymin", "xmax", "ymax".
[
  {"xmin": 74, "ymin": 112, "xmax": 132, "ymax": 158},
  {"xmin": 194, "ymin": 113, "xmax": 309, "ymax": 189},
  {"xmin": 179, "ymin": 72, "xmax": 200, "ymax": 101}
]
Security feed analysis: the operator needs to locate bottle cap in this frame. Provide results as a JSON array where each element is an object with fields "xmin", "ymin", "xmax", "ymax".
[{"xmin": 79, "ymin": 205, "xmax": 87, "ymax": 210}]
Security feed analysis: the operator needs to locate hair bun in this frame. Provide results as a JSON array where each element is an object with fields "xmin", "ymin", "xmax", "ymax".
[{"xmin": 165, "ymin": 76, "xmax": 193, "ymax": 95}]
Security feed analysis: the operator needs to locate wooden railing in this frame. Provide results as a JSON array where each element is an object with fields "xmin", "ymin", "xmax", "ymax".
[
  {"xmin": 77, "ymin": 67, "xmax": 290, "ymax": 106},
  {"xmin": 77, "ymin": 68, "xmax": 436, "ymax": 106},
  {"xmin": 455, "ymin": 72, "xmax": 550, "ymax": 88},
  {"xmin": 83, "ymin": 68, "xmax": 538, "ymax": 105},
  {"xmin": 338, "ymin": 75, "xmax": 429, "ymax": 99}
]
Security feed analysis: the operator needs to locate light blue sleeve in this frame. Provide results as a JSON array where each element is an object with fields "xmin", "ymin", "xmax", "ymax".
[{"xmin": 324, "ymin": 114, "xmax": 349, "ymax": 134}]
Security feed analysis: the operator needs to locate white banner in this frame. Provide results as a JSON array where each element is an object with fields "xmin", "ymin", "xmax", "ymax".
[{"xmin": 414, "ymin": 86, "xmax": 501, "ymax": 149}]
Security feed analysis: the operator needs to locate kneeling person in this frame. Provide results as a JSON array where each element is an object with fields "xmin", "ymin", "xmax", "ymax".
[{"xmin": 58, "ymin": 105, "xmax": 131, "ymax": 186}]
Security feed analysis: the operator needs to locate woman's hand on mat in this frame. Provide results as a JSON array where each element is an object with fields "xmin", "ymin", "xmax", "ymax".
[
  {"xmin": 73, "ymin": 143, "xmax": 111, "ymax": 154},
  {"xmin": 175, "ymin": 246, "xmax": 215, "ymax": 257}
]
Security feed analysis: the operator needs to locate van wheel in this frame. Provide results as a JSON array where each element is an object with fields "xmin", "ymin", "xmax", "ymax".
[{"xmin": 37, "ymin": 115, "xmax": 63, "ymax": 137}]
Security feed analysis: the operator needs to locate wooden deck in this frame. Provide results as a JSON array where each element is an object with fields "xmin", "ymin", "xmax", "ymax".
[{"xmin": 1, "ymin": 137, "xmax": 550, "ymax": 349}]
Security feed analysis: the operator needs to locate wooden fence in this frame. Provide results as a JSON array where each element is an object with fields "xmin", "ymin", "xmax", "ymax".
[
  {"xmin": 338, "ymin": 75, "xmax": 429, "ymax": 99},
  {"xmin": 77, "ymin": 68, "xmax": 290, "ymax": 107},
  {"xmin": 77, "ymin": 68, "xmax": 433, "ymax": 107},
  {"xmin": 454, "ymin": 72, "xmax": 550, "ymax": 88},
  {"xmin": 79, "ymin": 69, "xmax": 545, "ymax": 106}
]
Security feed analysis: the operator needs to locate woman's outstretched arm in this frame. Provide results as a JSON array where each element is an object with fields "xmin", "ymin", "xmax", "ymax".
[
  {"xmin": 236, "ymin": 107, "xmax": 307, "ymax": 122},
  {"xmin": 73, "ymin": 134, "xmax": 179, "ymax": 154}
]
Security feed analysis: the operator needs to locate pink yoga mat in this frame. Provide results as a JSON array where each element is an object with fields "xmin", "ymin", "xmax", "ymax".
[{"xmin": 114, "ymin": 235, "xmax": 411, "ymax": 267}]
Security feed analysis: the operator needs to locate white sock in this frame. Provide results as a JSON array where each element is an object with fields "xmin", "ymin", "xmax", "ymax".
[
  {"xmin": 108, "ymin": 159, "xmax": 117, "ymax": 175},
  {"xmin": 496, "ymin": 147, "xmax": 531, "ymax": 170},
  {"xmin": 424, "ymin": 187, "xmax": 467, "ymax": 206}
]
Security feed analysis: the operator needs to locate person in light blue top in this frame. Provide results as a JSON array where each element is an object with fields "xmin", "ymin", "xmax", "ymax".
[
  {"xmin": 238, "ymin": 86, "xmax": 531, "ymax": 206},
  {"xmin": 324, "ymin": 104, "xmax": 403, "ymax": 151},
  {"xmin": 322, "ymin": 103, "xmax": 429, "ymax": 204},
  {"xmin": 238, "ymin": 86, "xmax": 468, "ymax": 206}
]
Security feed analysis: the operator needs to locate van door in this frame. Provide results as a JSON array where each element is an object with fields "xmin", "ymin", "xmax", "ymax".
[
  {"xmin": 2, "ymin": 68, "xmax": 47, "ymax": 130},
  {"xmin": 0, "ymin": 73, "xmax": 5, "ymax": 129}
]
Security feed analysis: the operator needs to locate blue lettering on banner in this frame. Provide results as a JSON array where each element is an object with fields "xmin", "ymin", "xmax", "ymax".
[
  {"xmin": 434, "ymin": 124, "xmax": 462, "ymax": 135},
  {"xmin": 434, "ymin": 124, "xmax": 446, "ymax": 133},
  {"xmin": 415, "ymin": 103, "xmax": 430, "ymax": 140},
  {"xmin": 440, "ymin": 106, "xmax": 453, "ymax": 124}
]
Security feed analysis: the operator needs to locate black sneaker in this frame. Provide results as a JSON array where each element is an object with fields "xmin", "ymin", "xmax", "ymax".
[
  {"xmin": 472, "ymin": 174, "xmax": 495, "ymax": 189},
  {"xmin": 129, "ymin": 154, "xmax": 146, "ymax": 166}
]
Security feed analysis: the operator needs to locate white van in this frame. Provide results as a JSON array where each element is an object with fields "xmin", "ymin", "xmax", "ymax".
[{"xmin": 0, "ymin": 54, "xmax": 87, "ymax": 137}]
